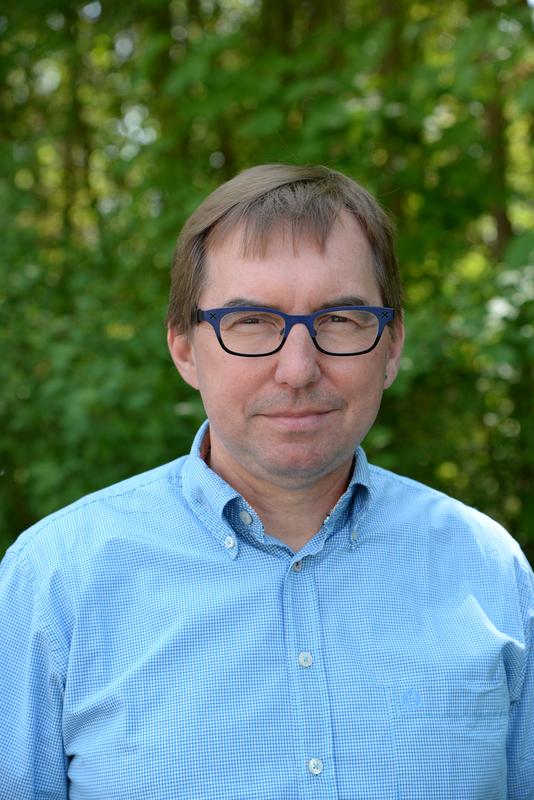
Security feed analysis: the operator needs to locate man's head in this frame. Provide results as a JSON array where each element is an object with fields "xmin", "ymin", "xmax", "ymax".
[
  {"xmin": 167, "ymin": 164, "xmax": 404, "ymax": 494},
  {"xmin": 166, "ymin": 164, "xmax": 402, "ymax": 334}
]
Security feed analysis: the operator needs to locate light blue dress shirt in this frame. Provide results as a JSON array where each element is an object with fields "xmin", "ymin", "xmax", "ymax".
[{"xmin": 1, "ymin": 421, "xmax": 533, "ymax": 799}]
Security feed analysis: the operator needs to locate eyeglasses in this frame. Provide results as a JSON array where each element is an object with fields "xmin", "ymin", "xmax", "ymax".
[{"xmin": 195, "ymin": 305, "xmax": 395, "ymax": 357}]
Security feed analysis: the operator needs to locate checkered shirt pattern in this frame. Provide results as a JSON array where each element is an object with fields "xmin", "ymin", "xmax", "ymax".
[{"xmin": 1, "ymin": 420, "xmax": 533, "ymax": 799}]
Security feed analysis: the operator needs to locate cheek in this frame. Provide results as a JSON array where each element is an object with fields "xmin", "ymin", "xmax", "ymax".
[
  {"xmin": 332, "ymin": 356, "xmax": 383, "ymax": 393},
  {"xmin": 195, "ymin": 359, "xmax": 249, "ymax": 413}
]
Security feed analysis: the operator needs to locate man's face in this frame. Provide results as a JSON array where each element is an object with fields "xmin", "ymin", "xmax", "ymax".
[{"xmin": 168, "ymin": 212, "xmax": 404, "ymax": 492}]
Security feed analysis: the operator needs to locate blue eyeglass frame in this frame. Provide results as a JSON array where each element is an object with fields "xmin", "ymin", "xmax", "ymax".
[{"xmin": 195, "ymin": 305, "xmax": 396, "ymax": 357}]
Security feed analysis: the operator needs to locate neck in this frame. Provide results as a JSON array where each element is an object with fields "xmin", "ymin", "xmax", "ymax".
[
  {"xmin": 205, "ymin": 440, "xmax": 353, "ymax": 551},
  {"xmin": 246, "ymin": 472, "xmax": 351, "ymax": 551}
]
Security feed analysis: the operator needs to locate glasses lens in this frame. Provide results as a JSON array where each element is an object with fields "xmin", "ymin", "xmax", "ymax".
[
  {"xmin": 220, "ymin": 310, "xmax": 285, "ymax": 355},
  {"xmin": 314, "ymin": 309, "xmax": 379, "ymax": 354}
]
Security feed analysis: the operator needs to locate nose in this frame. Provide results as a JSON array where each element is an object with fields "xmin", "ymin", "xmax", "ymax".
[{"xmin": 273, "ymin": 322, "xmax": 321, "ymax": 388}]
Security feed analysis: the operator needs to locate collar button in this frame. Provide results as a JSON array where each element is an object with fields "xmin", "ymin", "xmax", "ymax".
[{"xmin": 239, "ymin": 510, "xmax": 253, "ymax": 525}]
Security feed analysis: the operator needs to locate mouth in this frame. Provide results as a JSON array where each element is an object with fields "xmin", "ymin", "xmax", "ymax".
[{"xmin": 261, "ymin": 409, "xmax": 335, "ymax": 431}]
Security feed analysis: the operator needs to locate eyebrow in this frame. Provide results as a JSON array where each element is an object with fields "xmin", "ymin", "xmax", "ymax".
[{"xmin": 220, "ymin": 295, "xmax": 371, "ymax": 311}]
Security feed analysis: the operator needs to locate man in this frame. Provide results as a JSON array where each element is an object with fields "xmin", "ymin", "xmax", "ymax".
[{"xmin": 0, "ymin": 164, "xmax": 532, "ymax": 799}]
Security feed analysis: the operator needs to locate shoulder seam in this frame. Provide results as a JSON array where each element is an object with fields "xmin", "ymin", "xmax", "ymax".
[
  {"xmin": 368, "ymin": 463, "xmax": 444, "ymax": 498},
  {"xmin": 14, "ymin": 469, "xmax": 177, "ymax": 555}
]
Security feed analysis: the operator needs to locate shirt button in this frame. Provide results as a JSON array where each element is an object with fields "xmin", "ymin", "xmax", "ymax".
[
  {"xmin": 292, "ymin": 560, "xmax": 302, "ymax": 572},
  {"xmin": 224, "ymin": 535, "xmax": 236, "ymax": 549},
  {"xmin": 298, "ymin": 651, "xmax": 313, "ymax": 668},
  {"xmin": 307, "ymin": 757, "xmax": 323, "ymax": 775},
  {"xmin": 351, "ymin": 530, "xmax": 358, "ymax": 541},
  {"xmin": 239, "ymin": 510, "xmax": 253, "ymax": 525}
]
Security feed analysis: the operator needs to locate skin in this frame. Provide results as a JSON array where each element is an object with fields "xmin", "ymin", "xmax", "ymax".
[{"xmin": 168, "ymin": 211, "xmax": 404, "ymax": 550}]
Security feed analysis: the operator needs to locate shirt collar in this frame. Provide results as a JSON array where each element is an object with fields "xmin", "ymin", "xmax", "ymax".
[
  {"xmin": 181, "ymin": 420, "xmax": 371, "ymax": 551},
  {"xmin": 181, "ymin": 420, "xmax": 241, "ymax": 520}
]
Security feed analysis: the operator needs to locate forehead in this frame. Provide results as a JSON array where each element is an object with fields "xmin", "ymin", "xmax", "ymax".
[{"xmin": 202, "ymin": 210, "xmax": 379, "ymax": 305}]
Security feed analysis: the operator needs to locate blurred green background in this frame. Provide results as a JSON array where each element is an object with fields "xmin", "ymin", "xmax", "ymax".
[{"xmin": 1, "ymin": 0, "xmax": 533, "ymax": 562}]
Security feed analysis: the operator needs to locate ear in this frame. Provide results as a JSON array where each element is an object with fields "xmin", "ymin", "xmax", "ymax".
[
  {"xmin": 167, "ymin": 327, "xmax": 200, "ymax": 390},
  {"xmin": 383, "ymin": 317, "xmax": 405, "ymax": 390}
]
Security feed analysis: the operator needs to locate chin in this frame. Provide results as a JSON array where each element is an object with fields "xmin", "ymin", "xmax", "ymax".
[{"xmin": 261, "ymin": 448, "xmax": 351, "ymax": 484}]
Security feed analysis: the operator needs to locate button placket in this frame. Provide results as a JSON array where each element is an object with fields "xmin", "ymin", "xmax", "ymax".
[{"xmin": 282, "ymin": 554, "xmax": 336, "ymax": 796}]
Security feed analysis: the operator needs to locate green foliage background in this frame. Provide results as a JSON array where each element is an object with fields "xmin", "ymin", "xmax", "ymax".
[{"xmin": 1, "ymin": 0, "xmax": 533, "ymax": 562}]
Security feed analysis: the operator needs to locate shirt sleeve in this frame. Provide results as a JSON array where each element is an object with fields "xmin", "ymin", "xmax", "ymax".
[
  {"xmin": 0, "ymin": 547, "xmax": 68, "ymax": 800},
  {"xmin": 507, "ymin": 555, "xmax": 534, "ymax": 799}
]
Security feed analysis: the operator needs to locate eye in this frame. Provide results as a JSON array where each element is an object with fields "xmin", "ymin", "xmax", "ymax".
[
  {"xmin": 237, "ymin": 316, "xmax": 262, "ymax": 325},
  {"xmin": 315, "ymin": 309, "xmax": 377, "ymax": 332},
  {"xmin": 326, "ymin": 314, "xmax": 351, "ymax": 323},
  {"xmin": 316, "ymin": 312, "xmax": 359, "ymax": 328},
  {"xmin": 222, "ymin": 312, "xmax": 281, "ymax": 330},
  {"xmin": 238, "ymin": 314, "xmax": 276, "ymax": 326}
]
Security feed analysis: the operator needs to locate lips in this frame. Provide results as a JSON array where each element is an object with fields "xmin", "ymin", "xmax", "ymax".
[
  {"xmin": 266, "ymin": 409, "xmax": 332, "ymax": 418},
  {"xmin": 251, "ymin": 394, "xmax": 345, "ymax": 423},
  {"xmin": 260, "ymin": 409, "xmax": 335, "ymax": 431}
]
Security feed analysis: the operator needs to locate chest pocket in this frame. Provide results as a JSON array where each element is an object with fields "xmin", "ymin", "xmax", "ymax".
[{"xmin": 389, "ymin": 679, "xmax": 509, "ymax": 799}]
